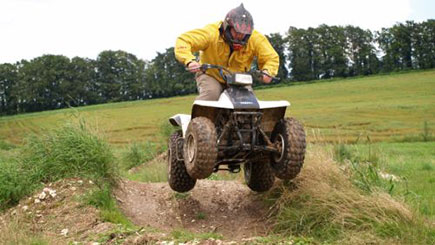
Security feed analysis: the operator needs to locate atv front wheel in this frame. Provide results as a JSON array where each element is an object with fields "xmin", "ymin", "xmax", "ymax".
[
  {"xmin": 244, "ymin": 154, "xmax": 275, "ymax": 192},
  {"xmin": 183, "ymin": 117, "xmax": 217, "ymax": 179},
  {"xmin": 168, "ymin": 130, "xmax": 196, "ymax": 192},
  {"xmin": 271, "ymin": 117, "xmax": 306, "ymax": 180}
]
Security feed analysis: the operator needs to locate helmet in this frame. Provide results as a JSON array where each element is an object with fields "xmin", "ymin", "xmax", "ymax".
[{"xmin": 222, "ymin": 4, "xmax": 254, "ymax": 50}]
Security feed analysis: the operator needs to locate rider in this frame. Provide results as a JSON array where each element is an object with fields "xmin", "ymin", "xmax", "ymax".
[{"xmin": 174, "ymin": 4, "xmax": 279, "ymax": 101}]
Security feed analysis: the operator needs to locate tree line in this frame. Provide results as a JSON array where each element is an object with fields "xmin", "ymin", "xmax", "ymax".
[{"xmin": 0, "ymin": 20, "xmax": 433, "ymax": 115}]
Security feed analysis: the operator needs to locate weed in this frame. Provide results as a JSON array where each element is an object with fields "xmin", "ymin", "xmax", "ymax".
[
  {"xmin": 84, "ymin": 185, "xmax": 133, "ymax": 227},
  {"xmin": 174, "ymin": 192, "xmax": 190, "ymax": 200},
  {"xmin": 196, "ymin": 212, "xmax": 207, "ymax": 220},
  {"xmin": 169, "ymin": 229, "xmax": 222, "ymax": 243}
]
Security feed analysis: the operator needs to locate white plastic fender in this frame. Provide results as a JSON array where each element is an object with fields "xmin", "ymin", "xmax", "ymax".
[{"xmin": 169, "ymin": 114, "xmax": 191, "ymax": 137}]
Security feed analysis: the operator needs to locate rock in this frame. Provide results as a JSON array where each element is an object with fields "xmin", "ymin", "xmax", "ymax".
[
  {"xmin": 61, "ymin": 228, "xmax": 69, "ymax": 236},
  {"xmin": 48, "ymin": 189, "xmax": 57, "ymax": 198},
  {"xmin": 34, "ymin": 198, "xmax": 41, "ymax": 204},
  {"xmin": 22, "ymin": 205, "xmax": 29, "ymax": 211},
  {"xmin": 38, "ymin": 191, "xmax": 47, "ymax": 200}
]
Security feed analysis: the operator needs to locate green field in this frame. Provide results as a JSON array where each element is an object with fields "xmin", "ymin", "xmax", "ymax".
[
  {"xmin": 1, "ymin": 69, "xmax": 434, "ymax": 244},
  {"xmin": 1, "ymin": 70, "xmax": 434, "ymax": 145}
]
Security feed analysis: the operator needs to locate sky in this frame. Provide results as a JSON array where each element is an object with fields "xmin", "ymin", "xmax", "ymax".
[{"xmin": 0, "ymin": 0, "xmax": 434, "ymax": 64}]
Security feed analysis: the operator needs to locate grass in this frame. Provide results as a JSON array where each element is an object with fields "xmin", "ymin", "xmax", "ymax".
[
  {"xmin": 120, "ymin": 141, "xmax": 159, "ymax": 170},
  {"xmin": 0, "ymin": 219, "xmax": 50, "ymax": 245},
  {"xmin": 0, "ymin": 69, "xmax": 433, "ymax": 145},
  {"xmin": 84, "ymin": 185, "xmax": 133, "ymax": 227},
  {"xmin": 335, "ymin": 141, "xmax": 435, "ymax": 219},
  {"xmin": 168, "ymin": 228, "xmax": 223, "ymax": 243},
  {"xmin": 268, "ymin": 145, "xmax": 434, "ymax": 244},
  {"xmin": 0, "ymin": 119, "xmax": 119, "ymax": 210}
]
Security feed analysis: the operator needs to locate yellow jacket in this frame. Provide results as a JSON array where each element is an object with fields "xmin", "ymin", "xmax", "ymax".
[{"xmin": 175, "ymin": 21, "xmax": 279, "ymax": 84}]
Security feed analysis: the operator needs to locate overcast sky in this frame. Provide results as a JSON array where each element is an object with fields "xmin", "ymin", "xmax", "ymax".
[{"xmin": 0, "ymin": 0, "xmax": 434, "ymax": 64}]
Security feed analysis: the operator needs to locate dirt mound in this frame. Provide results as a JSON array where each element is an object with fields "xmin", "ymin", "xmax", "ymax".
[
  {"xmin": 0, "ymin": 178, "xmax": 116, "ymax": 244},
  {"xmin": 115, "ymin": 179, "xmax": 272, "ymax": 241},
  {"xmin": 0, "ymin": 177, "xmax": 273, "ymax": 244}
]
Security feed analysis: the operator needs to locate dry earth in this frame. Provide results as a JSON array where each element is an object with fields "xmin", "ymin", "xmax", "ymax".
[{"xmin": 115, "ymin": 179, "xmax": 272, "ymax": 241}]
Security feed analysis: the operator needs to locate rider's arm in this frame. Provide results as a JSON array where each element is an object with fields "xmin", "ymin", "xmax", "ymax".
[
  {"xmin": 252, "ymin": 31, "xmax": 279, "ymax": 78},
  {"xmin": 175, "ymin": 25, "xmax": 213, "ymax": 66}
]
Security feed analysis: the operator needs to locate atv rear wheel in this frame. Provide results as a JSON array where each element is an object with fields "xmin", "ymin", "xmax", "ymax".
[
  {"xmin": 168, "ymin": 130, "xmax": 196, "ymax": 192},
  {"xmin": 271, "ymin": 117, "xmax": 306, "ymax": 180},
  {"xmin": 244, "ymin": 154, "xmax": 275, "ymax": 192},
  {"xmin": 184, "ymin": 117, "xmax": 217, "ymax": 179}
]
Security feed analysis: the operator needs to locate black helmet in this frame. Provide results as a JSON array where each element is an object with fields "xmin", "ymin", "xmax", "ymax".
[{"xmin": 222, "ymin": 4, "xmax": 254, "ymax": 50}]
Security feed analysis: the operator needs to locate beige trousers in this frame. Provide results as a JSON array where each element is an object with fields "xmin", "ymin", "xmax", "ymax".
[
  {"xmin": 195, "ymin": 73, "xmax": 254, "ymax": 101},
  {"xmin": 195, "ymin": 73, "xmax": 224, "ymax": 101}
]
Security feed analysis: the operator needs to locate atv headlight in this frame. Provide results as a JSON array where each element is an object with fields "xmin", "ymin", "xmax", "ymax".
[{"xmin": 234, "ymin": 73, "xmax": 253, "ymax": 85}]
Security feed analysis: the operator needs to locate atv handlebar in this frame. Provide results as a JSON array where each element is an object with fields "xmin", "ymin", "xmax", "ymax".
[{"xmin": 187, "ymin": 63, "xmax": 280, "ymax": 83}]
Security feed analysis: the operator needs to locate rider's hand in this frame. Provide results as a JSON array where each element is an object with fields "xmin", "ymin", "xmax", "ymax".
[
  {"xmin": 262, "ymin": 70, "xmax": 272, "ymax": 83},
  {"xmin": 187, "ymin": 61, "xmax": 201, "ymax": 73}
]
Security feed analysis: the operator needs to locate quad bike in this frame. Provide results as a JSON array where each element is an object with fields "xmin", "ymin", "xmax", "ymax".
[{"xmin": 167, "ymin": 64, "xmax": 306, "ymax": 193}]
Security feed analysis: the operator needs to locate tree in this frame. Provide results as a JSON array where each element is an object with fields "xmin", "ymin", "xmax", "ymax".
[
  {"xmin": 412, "ymin": 19, "xmax": 435, "ymax": 69},
  {"xmin": 15, "ymin": 55, "xmax": 72, "ymax": 112},
  {"xmin": 0, "ymin": 63, "xmax": 18, "ymax": 115},
  {"xmin": 146, "ymin": 47, "xmax": 195, "ymax": 98},
  {"xmin": 69, "ymin": 57, "xmax": 99, "ymax": 106},
  {"xmin": 96, "ymin": 50, "xmax": 143, "ymax": 102},
  {"xmin": 287, "ymin": 27, "xmax": 321, "ymax": 81},
  {"xmin": 266, "ymin": 33, "xmax": 288, "ymax": 81},
  {"xmin": 344, "ymin": 25, "xmax": 379, "ymax": 76}
]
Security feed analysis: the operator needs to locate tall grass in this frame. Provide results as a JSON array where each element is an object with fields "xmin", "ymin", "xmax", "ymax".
[
  {"xmin": 268, "ymin": 145, "xmax": 434, "ymax": 244},
  {"xmin": 0, "ymin": 120, "xmax": 119, "ymax": 210},
  {"xmin": 21, "ymin": 120, "xmax": 119, "ymax": 186},
  {"xmin": 333, "ymin": 143, "xmax": 396, "ymax": 194}
]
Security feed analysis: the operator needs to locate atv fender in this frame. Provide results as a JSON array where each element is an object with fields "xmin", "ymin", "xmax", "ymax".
[{"xmin": 169, "ymin": 114, "xmax": 191, "ymax": 137}]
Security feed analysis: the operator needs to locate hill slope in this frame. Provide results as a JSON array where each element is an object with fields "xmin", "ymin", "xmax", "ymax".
[{"xmin": 1, "ymin": 70, "xmax": 434, "ymax": 145}]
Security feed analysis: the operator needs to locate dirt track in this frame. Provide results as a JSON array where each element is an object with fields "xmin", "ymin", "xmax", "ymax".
[{"xmin": 115, "ymin": 179, "xmax": 272, "ymax": 240}]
